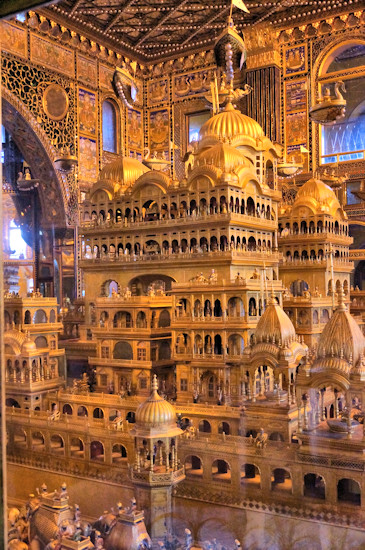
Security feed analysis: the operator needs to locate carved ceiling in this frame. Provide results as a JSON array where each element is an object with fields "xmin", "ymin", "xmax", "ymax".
[{"xmin": 43, "ymin": 0, "xmax": 356, "ymax": 62}]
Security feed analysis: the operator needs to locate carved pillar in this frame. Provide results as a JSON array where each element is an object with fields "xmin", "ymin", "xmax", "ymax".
[
  {"xmin": 320, "ymin": 388, "xmax": 326, "ymax": 421},
  {"xmin": 334, "ymin": 388, "xmax": 339, "ymax": 418},
  {"xmin": 303, "ymin": 394, "xmax": 309, "ymax": 430},
  {"xmin": 315, "ymin": 391, "xmax": 321, "ymax": 425},
  {"xmin": 297, "ymin": 391, "xmax": 303, "ymax": 433}
]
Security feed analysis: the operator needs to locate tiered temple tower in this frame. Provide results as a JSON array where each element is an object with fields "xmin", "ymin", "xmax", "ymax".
[
  {"xmin": 4, "ymin": 293, "xmax": 65, "ymax": 409},
  {"xmin": 79, "ymin": 95, "xmax": 283, "ymax": 402},
  {"xmin": 278, "ymin": 177, "xmax": 353, "ymax": 346},
  {"xmin": 87, "ymin": 288, "xmax": 173, "ymax": 395}
]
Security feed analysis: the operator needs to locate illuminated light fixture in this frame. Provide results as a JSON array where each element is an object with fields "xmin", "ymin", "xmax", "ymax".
[
  {"xmin": 309, "ymin": 81, "xmax": 346, "ymax": 125},
  {"xmin": 113, "ymin": 64, "xmax": 138, "ymax": 109},
  {"xmin": 142, "ymin": 148, "xmax": 170, "ymax": 171},
  {"xmin": 17, "ymin": 168, "xmax": 39, "ymax": 191},
  {"xmin": 54, "ymin": 146, "xmax": 78, "ymax": 174},
  {"xmin": 277, "ymin": 160, "xmax": 302, "ymax": 178},
  {"xmin": 214, "ymin": 14, "xmax": 247, "ymax": 73}
]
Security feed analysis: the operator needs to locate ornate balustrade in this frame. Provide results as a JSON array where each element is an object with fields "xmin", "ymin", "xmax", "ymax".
[
  {"xmin": 81, "ymin": 212, "xmax": 277, "ymax": 232},
  {"xmin": 130, "ymin": 466, "xmax": 185, "ymax": 486},
  {"xmin": 281, "ymin": 257, "xmax": 352, "ymax": 268},
  {"xmin": 278, "ymin": 230, "xmax": 351, "ymax": 242},
  {"xmin": 81, "ymin": 250, "xmax": 281, "ymax": 264}
]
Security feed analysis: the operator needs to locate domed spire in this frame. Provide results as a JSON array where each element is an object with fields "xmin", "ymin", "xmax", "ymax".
[
  {"xmin": 317, "ymin": 291, "xmax": 365, "ymax": 367},
  {"xmin": 133, "ymin": 375, "xmax": 182, "ymax": 437},
  {"xmin": 255, "ymin": 292, "xmax": 297, "ymax": 346},
  {"xmin": 293, "ymin": 176, "xmax": 345, "ymax": 218}
]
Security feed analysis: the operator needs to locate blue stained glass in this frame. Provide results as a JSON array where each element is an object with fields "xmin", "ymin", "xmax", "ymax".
[{"xmin": 102, "ymin": 101, "xmax": 117, "ymax": 153}]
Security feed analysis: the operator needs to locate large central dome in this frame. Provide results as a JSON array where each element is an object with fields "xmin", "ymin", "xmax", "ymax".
[{"xmin": 199, "ymin": 102, "xmax": 264, "ymax": 144}]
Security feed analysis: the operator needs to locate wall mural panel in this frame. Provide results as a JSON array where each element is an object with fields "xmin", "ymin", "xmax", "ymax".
[
  {"xmin": 79, "ymin": 136, "xmax": 98, "ymax": 185},
  {"xmin": 149, "ymin": 109, "xmax": 169, "ymax": 151},
  {"xmin": 78, "ymin": 88, "xmax": 97, "ymax": 137},
  {"xmin": 284, "ymin": 44, "xmax": 307, "ymax": 77},
  {"xmin": 99, "ymin": 64, "xmax": 114, "ymax": 90},
  {"xmin": 2, "ymin": 22, "xmax": 27, "ymax": 59},
  {"xmin": 285, "ymin": 79, "xmax": 307, "ymax": 112},
  {"xmin": 128, "ymin": 108, "xmax": 143, "ymax": 150},
  {"xmin": 30, "ymin": 34, "xmax": 74, "ymax": 76},
  {"xmin": 77, "ymin": 54, "xmax": 97, "ymax": 87},
  {"xmin": 172, "ymin": 69, "xmax": 213, "ymax": 101},
  {"xmin": 285, "ymin": 78, "xmax": 308, "ymax": 169},
  {"xmin": 148, "ymin": 78, "xmax": 168, "ymax": 105}
]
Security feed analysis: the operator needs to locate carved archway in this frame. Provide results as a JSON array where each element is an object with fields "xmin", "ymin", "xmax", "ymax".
[{"xmin": 2, "ymin": 89, "xmax": 70, "ymax": 227}]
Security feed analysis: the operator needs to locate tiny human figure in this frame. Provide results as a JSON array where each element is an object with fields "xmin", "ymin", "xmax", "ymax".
[{"xmin": 193, "ymin": 389, "xmax": 199, "ymax": 403}]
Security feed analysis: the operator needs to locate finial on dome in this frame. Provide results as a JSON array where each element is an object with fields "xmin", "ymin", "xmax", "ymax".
[
  {"xmin": 151, "ymin": 374, "xmax": 159, "ymax": 392},
  {"xmin": 269, "ymin": 285, "xmax": 276, "ymax": 305},
  {"xmin": 337, "ymin": 289, "xmax": 347, "ymax": 311}
]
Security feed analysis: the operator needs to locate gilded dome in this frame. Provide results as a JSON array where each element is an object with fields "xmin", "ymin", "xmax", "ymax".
[
  {"xmin": 134, "ymin": 375, "xmax": 179, "ymax": 433},
  {"xmin": 255, "ymin": 294, "xmax": 297, "ymax": 345},
  {"xmin": 99, "ymin": 156, "xmax": 150, "ymax": 188},
  {"xmin": 197, "ymin": 142, "xmax": 251, "ymax": 172},
  {"xmin": 21, "ymin": 333, "xmax": 36, "ymax": 354},
  {"xmin": 293, "ymin": 177, "xmax": 344, "ymax": 217},
  {"xmin": 317, "ymin": 293, "xmax": 365, "ymax": 367},
  {"xmin": 199, "ymin": 102, "xmax": 264, "ymax": 143}
]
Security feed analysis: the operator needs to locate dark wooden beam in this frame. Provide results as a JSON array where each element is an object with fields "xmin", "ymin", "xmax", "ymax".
[
  {"xmin": 104, "ymin": 0, "xmax": 138, "ymax": 33},
  {"xmin": 70, "ymin": 0, "xmax": 85, "ymax": 16},
  {"xmin": 135, "ymin": 0, "xmax": 190, "ymax": 47},
  {"xmin": 181, "ymin": 6, "xmax": 230, "ymax": 46}
]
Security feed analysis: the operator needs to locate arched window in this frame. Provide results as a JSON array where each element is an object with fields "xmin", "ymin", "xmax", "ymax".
[
  {"xmin": 319, "ymin": 41, "xmax": 365, "ymax": 166},
  {"xmin": 102, "ymin": 100, "xmax": 117, "ymax": 153}
]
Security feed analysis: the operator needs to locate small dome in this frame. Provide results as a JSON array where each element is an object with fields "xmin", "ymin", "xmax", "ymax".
[
  {"xmin": 135, "ymin": 375, "xmax": 177, "ymax": 430},
  {"xmin": 197, "ymin": 142, "xmax": 251, "ymax": 172},
  {"xmin": 21, "ymin": 333, "xmax": 36, "ymax": 353},
  {"xmin": 99, "ymin": 156, "xmax": 150, "ymax": 189},
  {"xmin": 317, "ymin": 293, "xmax": 365, "ymax": 367},
  {"xmin": 294, "ymin": 177, "xmax": 343, "ymax": 217},
  {"xmin": 199, "ymin": 102, "xmax": 264, "ymax": 144},
  {"xmin": 255, "ymin": 294, "xmax": 297, "ymax": 345}
]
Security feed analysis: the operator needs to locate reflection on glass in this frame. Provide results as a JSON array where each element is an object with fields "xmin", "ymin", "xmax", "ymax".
[
  {"xmin": 327, "ymin": 43, "xmax": 365, "ymax": 73},
  {"xmin": 321, "ymin": 77, "xmax": 365, "ymax": 163},
  {"xmin": 188, "ymin": 111, "xmax": 210, "ymax": 143},
  {"xmin": 9, "ymin": 220, "xmax": 29, "ymax": 259},
  {"xmin": 102, "ymin": 100, "xmax": 117, "ymax": 153}
]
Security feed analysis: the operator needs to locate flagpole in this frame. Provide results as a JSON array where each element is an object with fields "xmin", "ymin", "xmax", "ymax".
[{"xmin": 229, "ymin": 0, "xmax": 233, "ymax": 21}]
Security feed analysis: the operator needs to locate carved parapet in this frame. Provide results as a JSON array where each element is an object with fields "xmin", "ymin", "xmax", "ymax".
[
  {"xmin": 130, "ymin": 466, "xmax": 185, "ymax": 487},
  {"xmin": 60, "ymin": 537, "xmax": 91, "ymax": 550}
]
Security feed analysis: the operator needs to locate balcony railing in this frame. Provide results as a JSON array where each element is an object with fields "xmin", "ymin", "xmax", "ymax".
[
  {"xmin": 81, "ymin": 249, "xmax": 281, "ymax": 264},
  {"xmin": 81, "ymin": 212, "xmax": 277, "ymax": 231}
]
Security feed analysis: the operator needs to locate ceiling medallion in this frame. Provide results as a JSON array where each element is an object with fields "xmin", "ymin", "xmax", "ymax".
[
  {"xmin": 309, "ymin": 81, "xmax": 346, "ymax": 125},
  {"xmin": 42, "ymin": 83, "xmax": 69, "ymax": 121}
]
